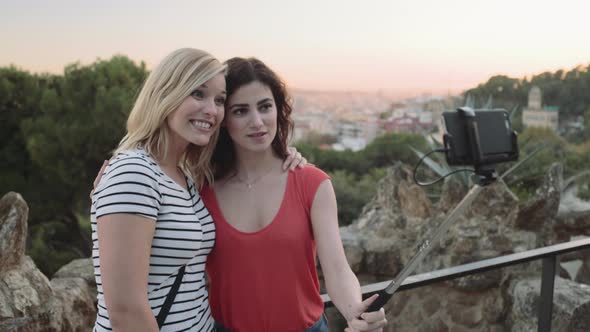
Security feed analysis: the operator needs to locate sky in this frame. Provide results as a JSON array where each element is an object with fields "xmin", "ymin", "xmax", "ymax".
[{"xmin": 2, "ymin": 0, "xmax": 590, "ymax": 98}]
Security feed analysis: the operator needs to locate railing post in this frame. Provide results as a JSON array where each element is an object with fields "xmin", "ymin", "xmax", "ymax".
[{"xmin": 537, "ymin": 255, "xmax": 556, "ymax": 332}]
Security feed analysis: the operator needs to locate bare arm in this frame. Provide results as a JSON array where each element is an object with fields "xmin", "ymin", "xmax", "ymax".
[
  {"xmin": 311, "ymin": 180, "xmax": 386, "ymax": 332},
  {"xmin": 97, "ymin": 214, "xmax": 159, "ymax": 332}
]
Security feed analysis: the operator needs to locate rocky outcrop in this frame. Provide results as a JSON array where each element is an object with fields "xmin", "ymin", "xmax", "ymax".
[
  {"xmin": 0, "ymin": 192, "xmax": 28, "ymax": 269},
  {"xmin": 515, "ymin": 163, "xmax": 563, "ymax": 246},
  {"xmin": 0, "ymin": 192, "xmax": 96, "ymax": 332},
  {"xmin": 509, "ymin": 277, "xmax": 590, "ymax": 332},
  {"xmin": 327, "ymin": 163, "xmax": 590, "ymax": 331}
]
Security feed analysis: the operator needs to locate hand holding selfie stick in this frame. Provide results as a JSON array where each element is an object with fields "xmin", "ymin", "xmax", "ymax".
[{"xmin": 367, "ymin": 107, "xmax": 518, "ymax": 312}]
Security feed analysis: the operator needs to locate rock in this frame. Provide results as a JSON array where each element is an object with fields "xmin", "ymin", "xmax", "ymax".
[
  {"xmin": 515, "ymin": 163, "xmax": 562, "ymax": 245},
  {"xmin": 337, "ymin": 163, "xmax": 577, "ymax": 331},
  {"xmin": 448, "ymin": 303, "xmax": 483, "ymax": 328},
  {"xmin": 0, "ymin": 192, "xmax": 29, "ymax": 269},
  {"xmin": 509, "ymin": 276, "xmax": 590, "ymax": 332},
  {"xmin": 340, "ymin": 227, "xmax": 365, "ymax": 273},
  {"xmin": 575, "ymin": 260, "xmax": 590, "ymax": 285},
  {"xmin": 449, "ymin": 270, "xmax": 503, "ymax": 292},
  {"xmin": 397, "ymin": 179, "xmax": 432, "ymax": 219},
  {"xmin": 0, "ymin": 257, "xmax": 53, "ymax": 332},
  {"xmin": 0, "ymin": 192, "xmax": 96, "ymax": 331},
  {"xmin": 53, "ymin": 258, "xmax": 95, "ymax": 286},
  {"xmin": 437, "ymin": 177, "xmax": 468, "ymax": 213},
  {"xmin": 48, "ymin": 277, "xmax": 97, "ymax": 332},
  {"xmin": 556, "ymin": 185, "xmax": 590, "ymax": 227},
  {"xmin": 417, "ymin": 317, "xmax": 449, "ymax": 332}
]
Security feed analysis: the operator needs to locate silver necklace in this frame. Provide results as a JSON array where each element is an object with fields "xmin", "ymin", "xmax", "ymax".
[{"xmin": 233, "ymin": 167, "xmax": 274, "ymax": 189}]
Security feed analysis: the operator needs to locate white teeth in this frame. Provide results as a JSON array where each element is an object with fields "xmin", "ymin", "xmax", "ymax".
[{"xmin": 190, "ymin": 121, "xmax": 212, "ymax": 129}]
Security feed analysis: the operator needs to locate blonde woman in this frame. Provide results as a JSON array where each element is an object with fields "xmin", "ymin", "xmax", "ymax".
[{"xmin": 91, "ymin": 48, "xmax": 226, "ymax": 332}]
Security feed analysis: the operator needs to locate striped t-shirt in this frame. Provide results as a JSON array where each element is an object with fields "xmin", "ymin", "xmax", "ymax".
[{"xmin": 91, "ymin": 149, "xmax": 215, "ymax": 331}]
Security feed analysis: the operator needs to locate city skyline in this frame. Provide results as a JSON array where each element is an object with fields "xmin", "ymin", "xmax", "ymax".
[{"xmin": 2, "ymin": 0, "xmax": 589, "ymax": 98}]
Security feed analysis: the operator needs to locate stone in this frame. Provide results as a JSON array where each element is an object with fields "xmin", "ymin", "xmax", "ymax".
[
  {"xmin": 48, "ymin": 277, "xmax": 96, "ymax": 332},
  {"xmin": 449, "ymin": 304, "xmax": 483, "ymax": 328},
  {"xmin": 515, "ymin": 163, "xmax": 562, "ymax": 246},
  {"xmin": 422, "ymin": 296, "xmax": 441, "ymax": 316},
  {"xmin": 0, "ymin": 257, "xmax": 53, "ymax": 318},
  {"xmin": 417, "ymin": 317, "xmax": 449, "ymax": 332},
  {"xmin": 449, "ymin": 270, "xmax": 503, "ymax": 292},
  {"xmin": 397, "ymin": 180, "xmax": 432, "ymax": 219},
  {"xmin": 509, "ymin": 276, "xmax": 590, "ymax": 332},
  {"xmin": 337, "ymin": 163, "xmax": 590, "ymax": 331},
  {"xmin": 53, "ymin": 258, "xmax": 95, "ymax": 286},
  {"xmin": 340, "ymin": 227, "xmax": 365, "ymax": 273},
  {"xmin": 0, "ymin": 192, "xmax": 97, "ymax": 331},
  {"xmin": 0, "ymin": 192, "xmax": 29, "ymax": 269},
  {"xmin": 575, "ymin": 260, "xmax": 590, "ymax": 285}
]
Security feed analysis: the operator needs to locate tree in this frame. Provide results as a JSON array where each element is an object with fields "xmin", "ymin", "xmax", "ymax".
[
  {"xmin": 0, "ymin": 67, "xmax": 40, "ymax": 196},
  {"xmin": 362, "ymin": 133, "xmax": 429, "ymax": 169},
  {"xmin": 2, "ymin": 56, "xmax": 148, "ymax": 275},
  {"xmin": 329, "ymin": 169, "xmax": 385, "ymax": 225},
  {"xmin": 505, "ymin": 127, "xmax": 570, "ymax": 201},
  {"xmin": 297, "ymin": 130, "xmax": 338, "ymax": 146}
]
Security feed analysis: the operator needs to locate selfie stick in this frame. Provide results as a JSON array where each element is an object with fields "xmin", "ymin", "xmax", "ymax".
[
  {"xmin": 367, "ymin": 107, "xmax": 508, "ymax": 312},
  {"xmin": 366, "ymin": 182, "xmax": 485, "ymax": 311}
]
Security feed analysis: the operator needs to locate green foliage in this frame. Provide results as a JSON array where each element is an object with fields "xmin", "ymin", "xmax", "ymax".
[
  {"xmin": 297, "ymin": 130, "xmax": 338, "ymax": 146},
  {"xmin": 465, "ymin": 65, "xmax": 590, "ymax": 129},
  {"xmin": 584, "ymin": 108, "xmax": 590, "ymax": 140},
  {"xmin": 22, "ymin": 56, "xmax": 147, "ymax": 204},
  {"xmin": 28, "ymin": 220, "xmax": 82, "ymax": 277},
  {"xmin": 0, "ymin": 67, "xmax": 41, "ymax": 197},
  {"xmin": 297, "ymin": 132, "xmax": 428, "ymax": 224},
  {"xmin": 501, "ymin": 127, "xmax": 569, "ymax": 199},
  {"xmin": 362, "ymin": 133, "xmax": 429, "ymax": 169},
  {"xmin": 294, "ymin": 143, "xmax": 372, "ymax": 175},
  {"xmin": 1, "ymin": 57, "xmax": 147, "ymax": 276},
  {"xmin": 464, "ymin": 75, "xmax": 527, "ymax": 112},
  {"xmin": 329, "ymin": 169, "xmax": 385, "ymax": 226}
]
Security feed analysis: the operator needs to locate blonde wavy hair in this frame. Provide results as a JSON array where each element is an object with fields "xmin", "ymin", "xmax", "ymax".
[{"xmin": 115, "ymin": 48, "xmax": 226, "ymax": 187}]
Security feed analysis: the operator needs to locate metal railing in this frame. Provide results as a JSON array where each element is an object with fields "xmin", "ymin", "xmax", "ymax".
[{"xmin": 322, "ymin": 237, "xmax": 590, "ymax": 332}]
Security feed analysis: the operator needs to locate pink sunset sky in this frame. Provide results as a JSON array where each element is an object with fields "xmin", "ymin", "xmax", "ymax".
[{"xmin": 2, "ymin": 0, "xmax": 589, "ymax": 98}]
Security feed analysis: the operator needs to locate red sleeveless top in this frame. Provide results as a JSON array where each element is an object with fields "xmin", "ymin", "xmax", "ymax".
[{"xmin": 201, "ymin": 165, "xmax": 329, "ymax": 332}]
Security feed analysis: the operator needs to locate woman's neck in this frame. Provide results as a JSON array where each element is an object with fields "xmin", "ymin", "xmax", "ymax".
[
  {"xmin": 157, "ymin": 134, "xmax": 188, "ymax": 168},
  {"xmin": 233, "ymin": 148, "xmax": 281, "ymax": 180}
]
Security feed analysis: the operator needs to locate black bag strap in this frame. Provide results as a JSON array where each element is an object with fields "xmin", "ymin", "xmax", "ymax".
[{"xmin": 156, "ymin": 265, "xmax": 186, "ymax": 328}]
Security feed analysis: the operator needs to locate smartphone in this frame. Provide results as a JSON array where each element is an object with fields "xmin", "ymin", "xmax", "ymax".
[{"xmin": 442, "ymin": 109, "xmax": 518, "ymax": 166}]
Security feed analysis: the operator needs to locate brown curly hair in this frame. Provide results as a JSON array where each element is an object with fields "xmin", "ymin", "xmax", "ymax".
[{"xmin": 211, "ymin": 57, "xmax": 294, "ymax": 180}]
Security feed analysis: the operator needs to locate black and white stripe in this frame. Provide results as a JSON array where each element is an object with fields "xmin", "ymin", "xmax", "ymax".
[{"xmin": 91, "ymin": 149, "xmax": 215, "ymax": 331}]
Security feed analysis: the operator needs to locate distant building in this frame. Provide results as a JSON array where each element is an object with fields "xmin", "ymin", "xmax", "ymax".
[
  {"xmin": 333, "ymin": 121, "xmax": 367, "ymax": 151},
  {"xmin": 522, "ymin": 86, "xmax": 559, "ymax": 131},
  {"xmin": 379, "ymin": 111, "xmax": 434, "ymax": 135},
  {"xmin": 291, "ymin": 111, "xmax": 335, "ymax": 143}
]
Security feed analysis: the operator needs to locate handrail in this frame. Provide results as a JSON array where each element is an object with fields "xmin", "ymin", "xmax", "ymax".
[{"xmin": 321, "ymin": 237, "xmax": 590, "ymax": 332}]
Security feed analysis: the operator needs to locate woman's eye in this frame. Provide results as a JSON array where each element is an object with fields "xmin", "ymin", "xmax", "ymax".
[
  {"xmin": 215, "ymin": 97, "xmax": 226, "ymax": 106},
  {"xmin": 260, "ymin": 103, "xmax": 273, "ymax": 112},
  {"xmin": 191, "ymin": 90, "xmax": 204, "ymax": 99},
  {"xmin": 233, "ymin": 108, "xmax": 246, "ymax": 115}
]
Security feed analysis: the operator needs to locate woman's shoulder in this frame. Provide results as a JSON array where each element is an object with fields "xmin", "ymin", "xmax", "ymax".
[
  {"xmin": 97, "ymin": 149, "xmax": 162, "ymax": 188},
  {"xmin": 111, "ymin": 148, "xmax": 157, "ymax": 167},
  {"xmin": 292, "ymin": 164, "xmax": 330, "ymax": 180},
  {"xmin": 290, "ymin": 164, "xmax": 331, "ymax": 194},
  {"xmin": 106, "ymin": 148, "xmax": 162, "ymax": 174}
]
